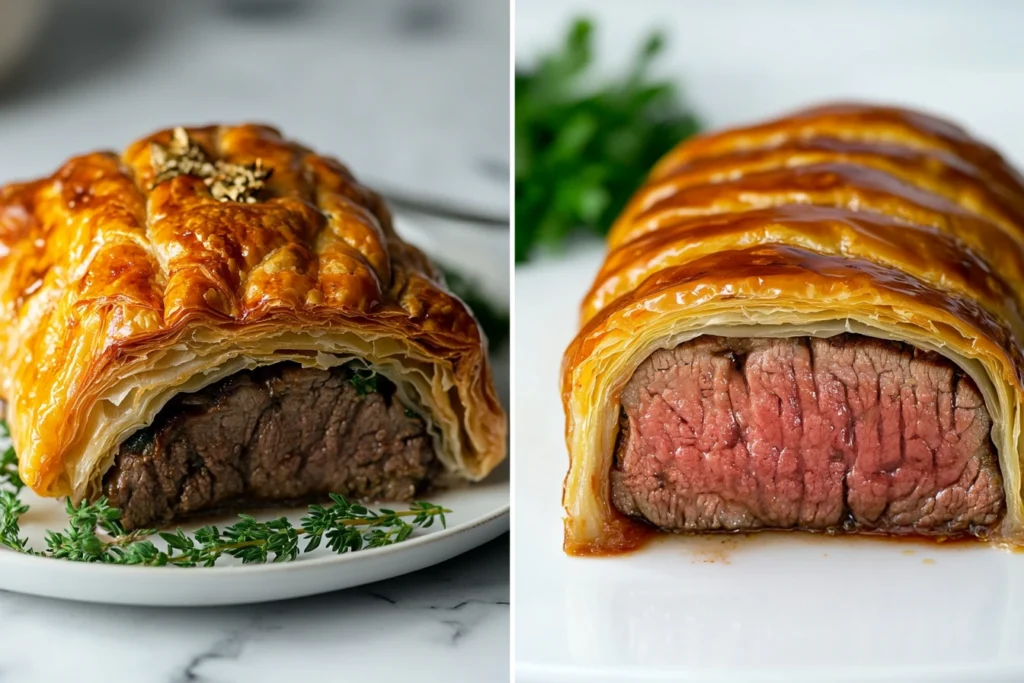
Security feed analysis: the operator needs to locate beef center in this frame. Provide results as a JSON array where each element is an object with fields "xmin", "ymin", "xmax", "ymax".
[
  {"xmin": 610, "ymin": 334, "xmax": 1005, "ymax": 536},
  {"xmin": 103, "ymin": 362, "xmax": 440, "ymax": 530}
]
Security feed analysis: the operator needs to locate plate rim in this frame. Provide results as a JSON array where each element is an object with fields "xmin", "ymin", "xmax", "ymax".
[
  {"xmin": 0, "ymin": 211, "xmax": 509, "ymax": 600},
  {"xmin": 0, "ymin": 501, "xmax": 509, "ymax": 577}
]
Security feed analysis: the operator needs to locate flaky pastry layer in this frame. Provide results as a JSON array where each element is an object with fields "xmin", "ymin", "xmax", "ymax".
[
  {"xmin": 0, "ymin": 124, "xmax": 505, "ymax": 500},
  {"xmin": 562, "ymin": 104, "xmax": 1024, "ymax": 553}
]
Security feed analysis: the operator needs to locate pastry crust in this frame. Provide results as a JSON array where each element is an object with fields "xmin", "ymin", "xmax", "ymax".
[
  {"xmin": 0, "ymin": 124, "xmax": 506, "ymax": 500},
  {"xmin": 562, "ymin": 104, "xmax": 1024, "ymax": 553}
]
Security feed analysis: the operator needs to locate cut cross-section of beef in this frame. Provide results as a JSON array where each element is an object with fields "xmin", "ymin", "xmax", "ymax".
[
  {"xmin": 611, "ymin": 334, "xmax": 1004, "ymax": 537},
  {"xmin": 103, "ymin": 363, "xmax": 439, "ymax": 530}
]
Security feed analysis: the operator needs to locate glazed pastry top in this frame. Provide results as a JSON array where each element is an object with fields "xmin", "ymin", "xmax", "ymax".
[
  {"xmin": 0, "ymin": 124, "xmax": 505, "ymax": 496},
  {"xmin": 561, "ymin": 103, "xmax": 1024, "ymax": 553}
]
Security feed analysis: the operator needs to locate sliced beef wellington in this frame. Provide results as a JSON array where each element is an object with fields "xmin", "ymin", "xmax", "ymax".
[{"xmin": 563, "ymin": 104, "xmax": 1024, "ymax": 554}]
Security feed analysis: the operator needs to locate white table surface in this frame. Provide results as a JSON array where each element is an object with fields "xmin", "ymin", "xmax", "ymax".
[{"xmin": 0, "ymin": 1, "xmax": 510, "ymax": 681}]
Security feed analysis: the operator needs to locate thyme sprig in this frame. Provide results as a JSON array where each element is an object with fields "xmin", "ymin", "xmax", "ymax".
[
  {"xmin": 0, "ymin": 424, "xmax": 27, "ymax": 553},
  {"xmin": 0, "ymin": 420, "xmax": 448, "ymax": 566},
  {"xmin": 0, "ymin": 421, "xmax": 23, "ymax": 494}
]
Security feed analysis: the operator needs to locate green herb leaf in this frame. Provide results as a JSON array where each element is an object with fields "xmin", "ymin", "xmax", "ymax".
[
  {"xmin": 0, "ymin": 490, "xmax": 30, "ymax": 553},
  {"xmin": 515, "ymin": 18, "xmax": 701, "ymax": 261},
  {"xmin": 0, "ymin": 419, "xmax": 24, "ymax": 493}
]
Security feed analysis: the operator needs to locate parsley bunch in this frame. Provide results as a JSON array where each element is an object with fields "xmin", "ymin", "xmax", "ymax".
[
  {"xmin": 0, "ymin": 419, "xmax": 448, "ymax": 566},
  {"xmin": 515, "ymin": 18, "xmax": 701, "ymax": 261}
]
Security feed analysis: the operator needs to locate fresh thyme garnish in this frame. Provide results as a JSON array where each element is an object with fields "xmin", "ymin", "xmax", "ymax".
[
  {"xmin": 0, "ymin": 422, "xmax": 23, "ymax": 494},
  {"xmin": 149, "ymin": 127, "xmax": 272, "ymax": 204},
  {"xmin": 0, "ymin": 491, "xmax": 29, "ymax": 554},
  {"xmin": 0, "ymin": 419, "xmax": 448, "ymax": 566},
  {"xmin": 0, "ymin": 421, "xmax": 31, "ymax": 554}
]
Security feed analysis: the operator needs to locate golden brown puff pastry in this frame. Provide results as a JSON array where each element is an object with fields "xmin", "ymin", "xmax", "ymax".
[
  {"xmin": 0, "ymin": 123, "xmax": 506, "ymax": 514},
  {"xmin": 562, "ymin": 103, "xmax": 1024, "ymax": 554}
]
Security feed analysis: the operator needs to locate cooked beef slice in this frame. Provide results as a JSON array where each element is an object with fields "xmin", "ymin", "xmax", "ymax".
[
  {"xmin": 103, "ymin": 363, "xmax": 439, "ymax": 530},
  {"xmin": 611, "ymin": 335, "xmax": 1004, "ymax": 536}
]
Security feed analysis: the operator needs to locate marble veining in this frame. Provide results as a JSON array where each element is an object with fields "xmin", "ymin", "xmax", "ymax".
[
  {"xmin": 175, "ymin": 616, "xmax": 283, "ymax": 683},
  {"xmin": 0, "ymin": 537, "xmax": 509, "ymax": 683}
]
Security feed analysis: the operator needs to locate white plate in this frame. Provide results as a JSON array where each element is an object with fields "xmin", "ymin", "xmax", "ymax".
[
  {"xmin": 514, "ymin": 244, "xmax": 1024, "ymax": 683},
  {"xmin": 0, "ymin": 215, "xmax": 509, "ymax": 606}
]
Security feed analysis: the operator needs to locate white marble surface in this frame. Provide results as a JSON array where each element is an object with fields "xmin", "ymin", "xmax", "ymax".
[
  {"xmin": 0, "ymin": 0, "xmax": 509, "ymax": 680},
  {"xmin": 0, "ymin": 538, "xmax": 509, "ymax": 683}
]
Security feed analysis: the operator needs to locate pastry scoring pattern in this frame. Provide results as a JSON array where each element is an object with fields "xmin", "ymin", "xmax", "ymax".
[
  {"xmin": 0, "ymin": 123, "xmax": 505, "ymax": 499},
  {"xmin": 561, "ymin": 103, "xmax": 1024, "ymax": 553}
]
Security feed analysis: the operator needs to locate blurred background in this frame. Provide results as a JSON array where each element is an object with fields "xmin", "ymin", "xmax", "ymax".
[
  {"xmin": 0, "ymin": 0, "xmax": 510, "ymax": 381},
  {"xmin": 515, "ymin": 0, "xmax": 1024, "ymax": 262},
  {"xmin": 517, "ymin": 0, "xmax": 1024, "ymax": 135},
  {"xmin": 0, "ymin": 0, "xmax": 509, "ymax": 219}
]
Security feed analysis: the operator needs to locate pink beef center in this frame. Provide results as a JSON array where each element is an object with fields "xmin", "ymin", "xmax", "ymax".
[{"xmin": 611, "ymin": 334, "xmax": 1005, "ymax": 535}]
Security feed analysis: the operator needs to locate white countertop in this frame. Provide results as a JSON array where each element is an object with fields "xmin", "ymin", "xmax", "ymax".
[
  {"xmin": 0, "ymin": 1, "xmax": 509, "ymax": 680},
  {"xmin": 0, "ymin": 538, "xmax": 509, "ymax": 683}
]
